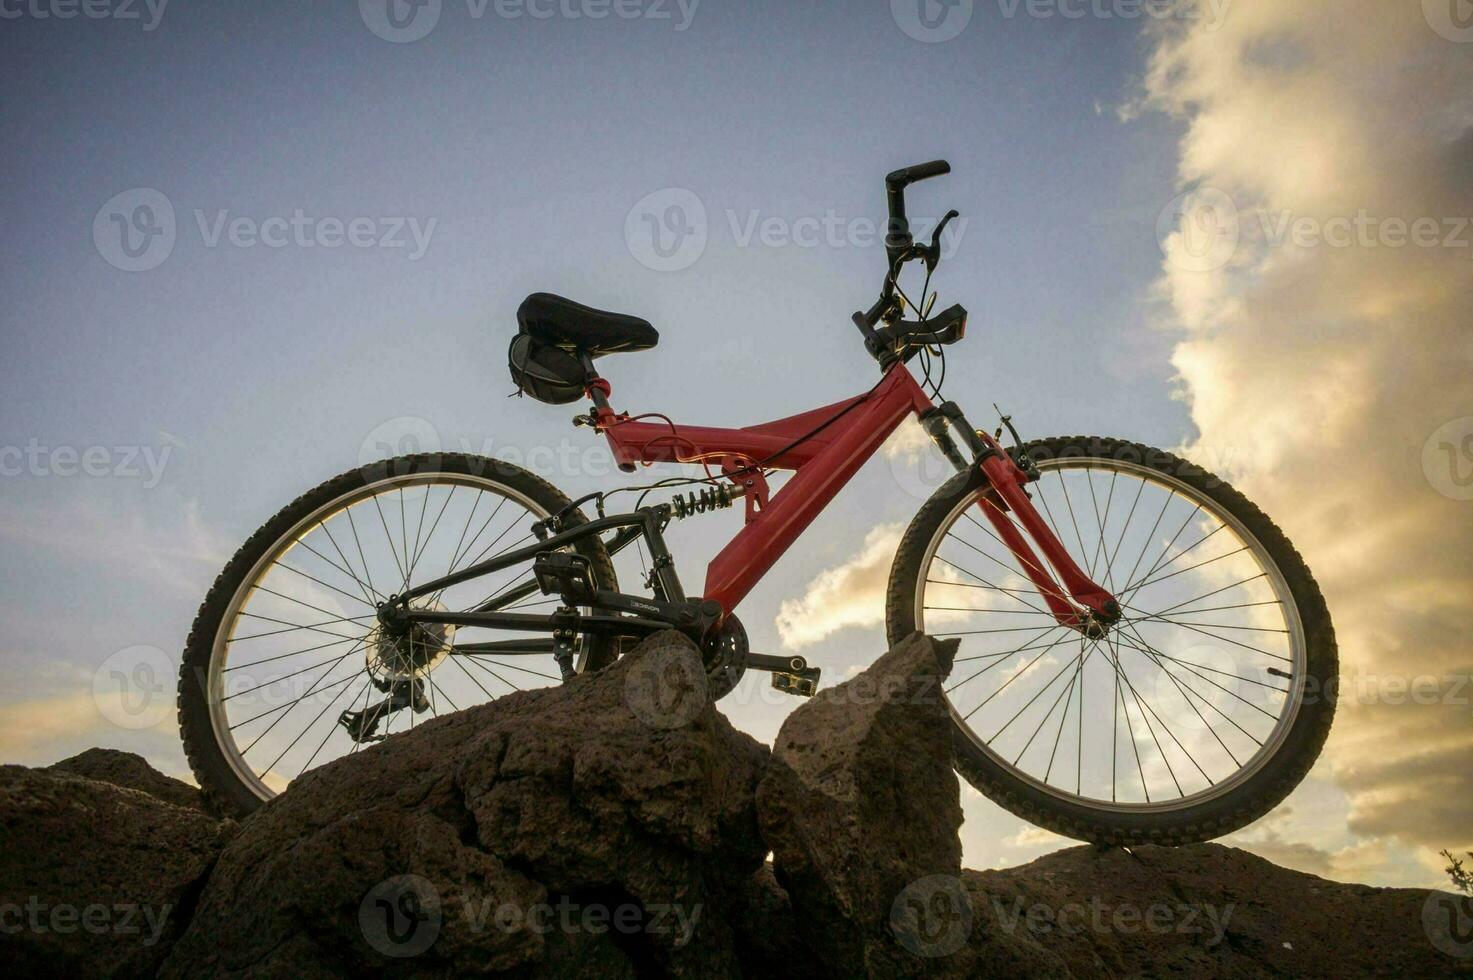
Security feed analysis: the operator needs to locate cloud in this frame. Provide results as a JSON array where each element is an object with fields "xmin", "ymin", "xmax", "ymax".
[
  {"xmin": 775, "ymin": 524, "xmax": 904, "ymax": 648},
  {"xmin": 0, "ymin": 490, "xmax": 230, "ymax": 597},
  {"xmin": 1142, "ymin": 0, "xmax": 1473, "ymax": 859}
]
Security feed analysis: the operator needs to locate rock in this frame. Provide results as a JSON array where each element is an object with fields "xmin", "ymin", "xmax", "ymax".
[
  {"xmin": 0, "ymin": 763, "xmax": 235, "ymax": 979},
  {"xmin": 728, "ymin": 863, "xmax": 826, "ymax": 979},
  {"xmin": 755, "ymin": 631, "xmax": 969, "ymax": 978},
  {"xmin": 159, "ymin": 630, "xmax": 770, "ymax": 978},
  {"xmin": 963, "ymin": 843, "xmax": 1471, "ymax": 979},
  {"xmin": 5, "ymin": 629, "xmax": 1463, "ymax": 978},
  {"xmin": 49, "ymin": 748, "xmax": 207, "ymax": 813}
]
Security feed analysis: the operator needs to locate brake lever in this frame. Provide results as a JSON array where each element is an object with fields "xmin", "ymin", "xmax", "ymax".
[{"xmin": 921, "ymin": 209, "xmax": 960, "ymax": 272}]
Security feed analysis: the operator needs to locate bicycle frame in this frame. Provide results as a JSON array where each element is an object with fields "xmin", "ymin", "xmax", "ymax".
[
  {"xmin": 589, "ymin": 360, "xmax": 1118, "ymax": 627},
  {"xmin": 398, "ymin": 360, "xmax": 1119, "ymax": 639}
]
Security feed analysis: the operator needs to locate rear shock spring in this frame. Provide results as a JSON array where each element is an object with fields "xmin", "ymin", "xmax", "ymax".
[{"xmin": 669, "ymin": 483, "xmax": 743, "ymax": 520}]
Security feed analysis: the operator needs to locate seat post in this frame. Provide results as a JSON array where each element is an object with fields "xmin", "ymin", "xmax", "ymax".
[{"xmin": 578, "ymin": 351, "xmax": 612, "ymax": 411}]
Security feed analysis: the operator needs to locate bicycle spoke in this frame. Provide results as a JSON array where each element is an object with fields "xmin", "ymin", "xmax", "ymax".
[
  {"xmin": 990, "ymin": 641, "xmax": 1094, "ymax": 744},
  {"xmin": 224, "ymin": 632, "xmax": 364, "ymax": 671},
  {"xmin": 1125, "ymin": 544, "xmax": 1250, "ymax": 598},
  {"xmin": 957, "ymin": 628, "xmax": 1073, "ymax": 715},
  {"xmin": 929, "ymin": 560, "xmax": 1051, "ymax": 615},
  {"xmin": 372, "ymin": 492, "xmax": 407, "ymax": 586},
  {"xmin": 462, "ymin": 655, "xmax": 559, "ymax": 682},
  {"xmin": 462, "ymin": 655, "xmax": 528, "ymax": 690},
  {"xmin": 303, "ymin": 677, "xmax": 372, "ymax": 772},
  {"xmin": 232, "ymin": 610, "xmax": 366, "ymax": 644},
  {"xmin": 229, "ymin": 612, "xmax": 375, "ymax": 643}
]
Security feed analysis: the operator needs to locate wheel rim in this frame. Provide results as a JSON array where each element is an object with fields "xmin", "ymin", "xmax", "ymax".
[
  {"xmin": 914, "ymin": 456, "xmax": 1308, "ymax": 814},
  {"xmin": 208, "ymin": 470, "xmax": 591, "ymax": 803}
]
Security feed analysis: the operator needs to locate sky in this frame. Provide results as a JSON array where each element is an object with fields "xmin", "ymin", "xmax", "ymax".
[{"xmin": 1, "ymin": 0, "xmax": 1469, "ymax": 889}]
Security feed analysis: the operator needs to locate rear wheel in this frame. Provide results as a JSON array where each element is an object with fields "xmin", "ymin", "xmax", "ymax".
[
  {"xmin": 886, "ymin": 436, "xmax": 1336, "ymax": 844},
  {"xmin": 178, "ymin": 453, "xmax": 616, "ymax": 817}
]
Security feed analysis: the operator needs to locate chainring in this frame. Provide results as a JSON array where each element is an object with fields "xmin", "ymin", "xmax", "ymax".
[{"xmin": 702, "ymin": 614, "xmax": 748, "ymax": 701}]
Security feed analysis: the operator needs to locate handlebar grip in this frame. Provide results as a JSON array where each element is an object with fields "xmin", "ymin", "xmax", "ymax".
[{"xmin": 885, "ymin": 159, "xmax": 951, "ymax": 188}]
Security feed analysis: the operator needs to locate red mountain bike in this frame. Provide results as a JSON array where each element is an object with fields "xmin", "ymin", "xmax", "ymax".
[{"xmin": 179, "ymin": 162, "xmax": 1336, "ymax": 844}]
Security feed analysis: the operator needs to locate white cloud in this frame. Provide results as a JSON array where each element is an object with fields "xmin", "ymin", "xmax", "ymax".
[
  {"xmin": 1143, "ymin": 0, "xmax": 1473, "ymax": 861},
  {"xmin": 774, "ymin": 523, "xmax": 904, "ymax": 648}
]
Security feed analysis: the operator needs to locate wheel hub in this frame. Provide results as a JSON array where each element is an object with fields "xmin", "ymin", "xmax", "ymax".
[{"xmin": 368, "ymin": 598, "xmax": 455, "ymax": 682}]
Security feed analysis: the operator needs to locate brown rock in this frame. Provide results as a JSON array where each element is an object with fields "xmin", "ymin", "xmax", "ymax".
[
  {"xmin": 0, "ymin": 764, "xmax": 235, "ymax": 979},
  {"xmin": 755, "ymin": 631, "xmax": 970, "ymax": 978},
  {"xmin": 159, "ymin": 629, "xmax": 769, "ymax": 978},
  {"xmin": 964, "ymin": 843, "xmax": 1471, "ymax": 979},
  {"xmin": 49, "ymin": 747, "xmax": 207, "ymax": 813}
]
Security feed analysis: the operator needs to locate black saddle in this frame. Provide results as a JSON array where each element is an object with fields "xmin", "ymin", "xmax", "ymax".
[{"xmin": 516, "ymin": 292, "xmax": 658, "ymax": 357}]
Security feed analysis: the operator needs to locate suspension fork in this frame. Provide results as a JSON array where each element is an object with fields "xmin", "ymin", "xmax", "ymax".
[{"xmin": 919, "ymin": 403, "xmax": 1119, "ymax": 630}]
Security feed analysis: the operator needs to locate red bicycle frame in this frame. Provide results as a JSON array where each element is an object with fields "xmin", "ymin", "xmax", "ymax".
[{"xmin": 589, "ymin": 362, "xmax": 1118, "ymax": 629}]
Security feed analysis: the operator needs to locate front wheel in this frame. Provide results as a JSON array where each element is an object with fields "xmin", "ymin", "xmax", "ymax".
[{"xmin": 886, "ymin": 436, "xmax": 1337, "ymax": 845}]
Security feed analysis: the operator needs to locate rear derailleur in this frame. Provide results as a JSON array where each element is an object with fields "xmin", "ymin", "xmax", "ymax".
[{"xmin": 339, "ymin": 676, "xmax": 428, "ymax": 744}]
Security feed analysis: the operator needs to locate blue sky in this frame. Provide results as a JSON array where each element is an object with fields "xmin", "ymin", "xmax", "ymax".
[{"xmin": 4, "ymin": 1, "xmax": 1464, "ymax": 886}]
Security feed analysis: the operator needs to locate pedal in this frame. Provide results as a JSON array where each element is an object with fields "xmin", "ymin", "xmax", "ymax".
[
  {"xmin": 746, "ymin": 652, "xmax": 822, "ymax": 698},
  {"xmin": 532, "ymin": 551, "xmax": 594, "ymax": 602},
  {"xmin": 772, "ymin": 668, "xmax": 821, "ymax": 698}
]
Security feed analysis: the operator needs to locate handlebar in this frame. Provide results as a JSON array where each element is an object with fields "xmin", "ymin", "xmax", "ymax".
[
  {"xmin": 853, "ymin": 160, "xmax": 965, "ymax": 366},
  {"xmin": 885, "ymin": 159, "xmax": 951, "ymax": 265}
]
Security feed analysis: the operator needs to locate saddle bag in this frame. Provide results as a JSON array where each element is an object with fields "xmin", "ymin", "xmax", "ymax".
[{"xmin": 507, "ymin": 333, "xmax": 591, "ymax": 405}]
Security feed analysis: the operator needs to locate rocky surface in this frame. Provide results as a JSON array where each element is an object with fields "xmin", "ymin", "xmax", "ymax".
[
  {"xmin": 1, "ymin": 630, "xmax": 1467, "ymax": 978},
  {"xmin": 49, "ymin": 747, "xmax": 209, "ymax": 813},
  {"xmin": 160, "ymin": 629, "xmax": 768, "ymax": 978},
  {"xmin": 757, "ymin": 632, "xmax": 967, "ymax": 977},
  {"xmin": 962, "ymin": 842, "xmax": 1473, "ymax": 979},
  {"xmin": 0, "ymin": 757, "xmax": 235, "ymax": 979}
]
